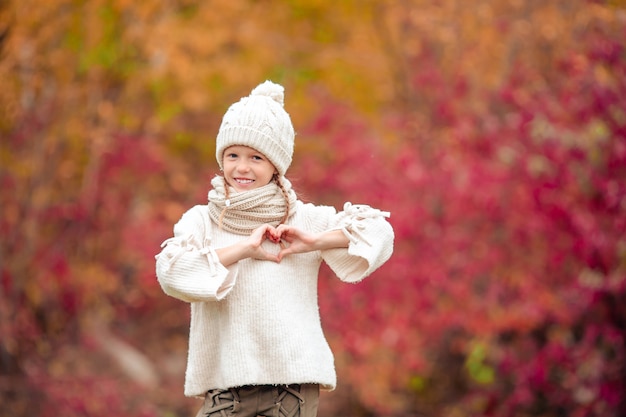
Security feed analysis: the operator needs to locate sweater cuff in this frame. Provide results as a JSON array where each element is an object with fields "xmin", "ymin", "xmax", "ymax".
[
  {"xmin": 323, "ymin": 203, "xmax": 393, "ymax": 283},
  {"xmin": 156, "ymin": 235, "xmax": 237, "ymax": 302}
]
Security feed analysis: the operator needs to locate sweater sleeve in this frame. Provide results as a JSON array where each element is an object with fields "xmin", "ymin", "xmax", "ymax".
[
  {"xmin": 321, "ymin": 202, "xmax": 394, "ymax": 283},
  {"xmin": 155, "ymin": 205, "xmax": 237, "ymax": 302}
]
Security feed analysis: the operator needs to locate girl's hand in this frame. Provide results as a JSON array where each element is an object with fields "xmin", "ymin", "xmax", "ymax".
[
  {"xmin": 246, "ymin": 224, "xmax": 281, "ymax": 262},
  {"xmin": 273, "ymin": 225, "xmax": 317, "ymax": 261},
  {"xmin": 274, "ymin": 225, "xmax": 349, "ymax": 262}
]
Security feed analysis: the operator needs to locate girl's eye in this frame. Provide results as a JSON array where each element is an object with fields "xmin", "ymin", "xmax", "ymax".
[
  {"xmin": 252, "ymin": 155, "xmax": 264, "ymax": 161},
  {"xmin": 226, "ymin": 153, "xmax": 238, "ymax": 158}
]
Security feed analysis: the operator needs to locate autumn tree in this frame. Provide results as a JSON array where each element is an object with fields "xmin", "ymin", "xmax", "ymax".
[{"xmin": 1, "ymin": 0, "xmax": 625, "ymax": 416}]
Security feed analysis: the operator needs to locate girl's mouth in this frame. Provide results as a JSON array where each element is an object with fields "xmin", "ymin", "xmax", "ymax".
[{"xmin": 235, "ymin": 178, "xmax": 254, "ymax": 184}]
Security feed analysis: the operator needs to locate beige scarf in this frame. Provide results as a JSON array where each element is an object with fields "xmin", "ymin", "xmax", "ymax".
[{"xmin": 208, "ymin": 176, "xmax": 298, "ymax": 235}]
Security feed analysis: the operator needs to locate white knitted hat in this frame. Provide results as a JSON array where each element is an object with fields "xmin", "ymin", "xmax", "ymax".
[{"xmin": 216, "ymin": 81, "xmax": 295, "ymax": 176}]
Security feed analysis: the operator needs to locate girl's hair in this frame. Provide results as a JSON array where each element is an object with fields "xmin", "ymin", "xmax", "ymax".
[
  {"xmin": 273, "ymin": 174, "xmax": 291, "ymax": 225},
  {"xmin": 219, "ymin": 175, "xmax": 292, "ymax": 228}
]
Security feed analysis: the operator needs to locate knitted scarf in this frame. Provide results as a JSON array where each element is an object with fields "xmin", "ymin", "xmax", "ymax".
[{"xmin": 207, "ymin": 176, "xmax": 298, "ymax": 235}]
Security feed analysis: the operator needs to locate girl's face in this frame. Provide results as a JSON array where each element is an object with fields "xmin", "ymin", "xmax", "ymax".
[{"xmin": 222, "ymin": 145, "xmax": 277, "ymax": 192}]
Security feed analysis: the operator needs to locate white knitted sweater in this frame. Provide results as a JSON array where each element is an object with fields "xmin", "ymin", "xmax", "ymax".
[{"xmin": 155, "ymin": 200, "xmax": 394, "ymax": 396}]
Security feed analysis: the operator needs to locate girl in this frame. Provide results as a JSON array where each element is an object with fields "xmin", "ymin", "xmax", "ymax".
[{"xmin": 155, "ymin": 81, "xmax": 394, "ymax": 417}]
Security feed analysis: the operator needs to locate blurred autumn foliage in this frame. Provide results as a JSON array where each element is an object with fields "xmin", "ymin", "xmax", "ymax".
[{"xmin": 1, "ymin": 0, "xmax": 626, "ymax": 416}]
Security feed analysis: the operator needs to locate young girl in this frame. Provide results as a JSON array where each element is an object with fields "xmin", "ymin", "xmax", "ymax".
[{"xmin": 155, "ymin": 81, "xmax": 394, "ymax": 417}]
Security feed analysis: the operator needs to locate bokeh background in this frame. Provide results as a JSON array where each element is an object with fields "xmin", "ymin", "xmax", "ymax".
[{"xmin": 1, "ymin": 0, "xmax": 625, "ymax": 416}]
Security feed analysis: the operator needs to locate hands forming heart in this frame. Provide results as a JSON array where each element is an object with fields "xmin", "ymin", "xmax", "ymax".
[{"xmin": 250, "ymin": 224, "xmax": 315, "ymax": 263}]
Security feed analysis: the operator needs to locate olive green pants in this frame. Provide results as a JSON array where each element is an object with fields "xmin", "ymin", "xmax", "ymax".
[{"xmin": 196, "ymin": 384, "xmax": 320, "ymax": 417}]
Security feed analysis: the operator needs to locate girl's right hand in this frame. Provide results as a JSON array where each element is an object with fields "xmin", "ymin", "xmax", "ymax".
[{"xmin": 246, "ymin": 224, "xmax": 281, "ymax": 262}]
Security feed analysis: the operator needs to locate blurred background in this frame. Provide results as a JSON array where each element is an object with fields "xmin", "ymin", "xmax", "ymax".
[{"xmin": 1, "ymin": 0, "xmax": 625, "ymax": 416}]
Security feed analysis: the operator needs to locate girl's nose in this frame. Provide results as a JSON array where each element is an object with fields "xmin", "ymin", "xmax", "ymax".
[{"xmin": 236, "ymin": 161, "xmax": 250, "ymax": 172}]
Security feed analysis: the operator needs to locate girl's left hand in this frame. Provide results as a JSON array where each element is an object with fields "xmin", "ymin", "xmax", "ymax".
[
  {"xmin": 273, "ymin": 225, "xmax": 316, "ymax": 261},
  {"xmin": 273, "ymin": 225, "xmax": 349, "ymax": 262}
]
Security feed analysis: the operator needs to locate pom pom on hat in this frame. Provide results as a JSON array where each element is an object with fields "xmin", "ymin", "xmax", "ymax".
[
  {"xmin": 216, "ymin": 80, "xmax": 295, "ymax": 176},
  {"xmin": 250, "ymin": 81, "xmax": 285, "ymax": 106}
]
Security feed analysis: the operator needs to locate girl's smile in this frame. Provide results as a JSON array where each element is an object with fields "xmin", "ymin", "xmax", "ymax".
[{"xmin": 222, "ymin": 145, "xmax": 277, "ymax": 192}]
